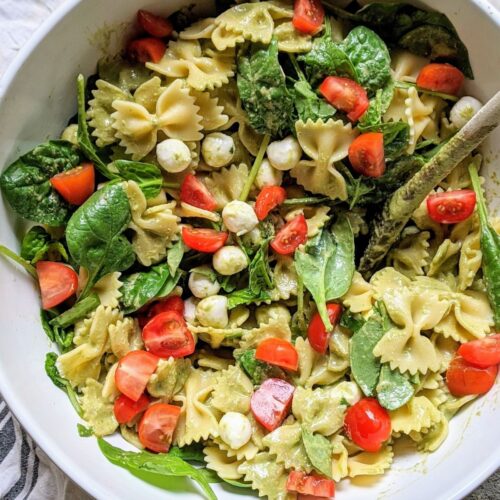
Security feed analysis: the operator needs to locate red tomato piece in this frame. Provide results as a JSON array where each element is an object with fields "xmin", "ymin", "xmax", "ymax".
[
  {"xmin": 182, "ymin": 227, "xmax": 228, "ymax": 253},
  {"xmin": 348, "ymin": 132, "xmax": 385, "ymax": 178},
  {"xmin": 115, "ymin": 350, "xmax": 159, "ymax": 402},
  {"xmin": 142, "ymin": 311, "xmax": 195, "ymax": 358},
  {"xmin": 251, "ymin": 378, "xmax": 295, "ymax": 431},
  {"xmin": 446, "ymin": 356, "xmax": 498, "ymax": 396},
  {"xmin": 344, "ymin": 398, "xmax": 391, "ymax": 452},
  {"xmin": 293, "ymin": 0, "xmax": 325, "ymax": 35},
  {"xmin": 50, "ymin": 163, "xmax": 95, "ymax": 205},
  {"xmin": 458, "ymin": 334, "xmax": 500, "ymax": 368},
  {"xmin": 319, "ymin": 76, "xmax": 369, "ymax": 122},
  {"xmin": 255, "ymin": 338, "xmax": 299, "ymax": 371},
  {"xmin": 271, "ymin": 215, "xmax": 308, "ymax": 255},
  {"xmin": 36, "ymin": 261, "xmax": 78, "ymax": 310},
  {"xmin": 307, "ymin": 303, "xmax": 343, "ymax": 354},
  {"xmin": 426, "ymin": 189, "xmax": 476, "ymax": 224},
  {"xmin": 148, "ymin": 296, "xmax": 184, "ymax": 318},
  {"xmin": 138, "ymin": 403, "xmax": 181, "ymax": 453},
  {"xmin": 416, "ymin": 63, "xmax": 465, "ymax": 95},
  {"xmin": 127, "ymin": 38, "xmax": 166, "ymax": 63},
  {"xmin": 137, "ymin": 9, "xmax": 173, "ymax": 38},
  {"xmin": 114, "ymin": 393, "xmax": 150, "ymax": 425},
  {"xmin": 180, "ymin": 174, "xmax": 218, "ymax": 211},
  {"xmin": 255, "ymin": 186, "xmax": 287, "ymax": 221},
  {"xmin": 287, "ymin": 471, "xmax": 335, "ymax": 498}
]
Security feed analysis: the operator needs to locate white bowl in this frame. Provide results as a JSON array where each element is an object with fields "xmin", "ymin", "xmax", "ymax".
[{"xmin": 0, "ymin": 1, "xmax": 499, "ymax": 499}]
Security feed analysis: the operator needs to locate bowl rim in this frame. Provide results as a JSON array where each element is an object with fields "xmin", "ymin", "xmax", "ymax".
[{"xmin": 0, "ymin": 1, "xmax": 499, "ymax": 499}]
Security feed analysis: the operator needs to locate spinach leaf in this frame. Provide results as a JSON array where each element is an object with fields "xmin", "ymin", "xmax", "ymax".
[
  {"xmin": 292, "ymin": 79, "xmax": 337, "ymax": 123},
  {"xmin": 77, "ymin": 424, "xmax": 94, "ymax": 437},
  {"xmin": 41, "ymin": 311, "xmax": 75, "ymax": 352},
  {"xmin": 97, "ymin": 438, "xmax": 217, "ymax": 500},
  {"xmin": 120, "ymin": 262, "xmax": 182, "ymax": 314},
  {"xmin": 0, "ymin": 141, "xmax": 81, "ymax": 225},
  {"xmin": 358, "ymin": 80, "xmax": 395, "ymax": 128},
  {"xmin": 21, "ymin": 226, "xmax": 68, "ymax": 264},
  {"xmin": 167, "ymin": 240, "xmax": 186, "ymax": 276},
  {"xmin": 45, "ymin": 352, "xmax": 82, "ymax": 416},
  {"xmin": 227, "ymin": 288, "xmax": 271, "ymax": 310},
  {"xmin": 168, "ymin": 444, "xmax": 205, "ymax": 462},
  {"xmin": 248, "ymin": 241, "xmax": 273, "ymax": 295},
  {"xmin": 109, "ymin": 160, "xmax": 163, "ymax": 199},
  {"xmin": 301, "ymin": 428, "xmax": 332, "ymax": 478},
  {"xmin": 360, "ymin": 122, "xmax": 410, "ymax": 161},
  {"xmin": 235, "ymin": 349, "xmax": 284, "ymax": 384},
  {"xmin": 376, "ymin": 364, "xmax": 414, "ymax": 410},
  {"xmin": 343, "ymin": 26, "xmax": 391, "ymax": 94},
  {"xmin": 295, "ymin": 215, "xmax": 354, "ymax": 330},
  {"xmin": 66, "ymin": 182, "xmax": 135, "ymax": 297},
  {"xmin": 222, "ymin": 479, "xmax": 252, "ymax": 489},
  {"xmin": 237, "ymin": 39, "xmax": 294, "ymax": 136},
  {"xmin": 50, "ymin": 293, "xmax": 100, "ymax": 329}
]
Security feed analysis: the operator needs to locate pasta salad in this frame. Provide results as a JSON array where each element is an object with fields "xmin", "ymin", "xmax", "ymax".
[{"xmin": 1, "ymin": 1, "xmax": 499, "ymax": 498}]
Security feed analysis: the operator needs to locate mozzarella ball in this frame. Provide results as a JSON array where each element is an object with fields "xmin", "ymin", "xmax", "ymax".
[
  {"xmin": 266, "ymin": 136, "xmax": 302, "ymax": 171},
  {"xmin": 255, "ymin": 304, "xmax": 292, "ymax": 325},
  {"xmin": 61, "ymin": 124, "xmax": 78, "ymax": 145},
  {"xmin": 188, "ymin": 266, "xmax": 221, "ymax": 298},
  {"xmin": 222, "ymin": 200, "xmax": 259, "ymax": 236},
  {"xmin": 219, "ymin": 412, "xmax": 252, "ymax": 449},
  {"xmin": 335, "ymin": 381, "xmax": 362, "ymax": 406},
  {"xmin": 196, "ymin": 295, "xmax": 229, "ymax": 328},
  {"xmin": 183, "ymin": 297, "xmax": 198, "ymax": 324},
  {"xmin": 255, "ymin": 159, "xmax": 283, "ymax": 189},
  {"xmin": 202, "ymin": 133, "xmax": 235, "ymax": 168},
  {"xmin": 213, "ymin": 246, "xmax": 248, "ymax": 275},
  {"xmin": 156, "ymin": 139, "xmax": 192, "ymax": 173},
  {"xmin": 450, "ymin": 96, "xmax": 483, "ymax": 129}
]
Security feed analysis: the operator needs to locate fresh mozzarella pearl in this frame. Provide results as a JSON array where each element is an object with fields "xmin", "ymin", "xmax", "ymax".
[
  {"xmin": 61, "ymin": 124, "xmax": 79, "ymax": 145},
  {"xmin": 196, "ymin": 295, "xmax": 228, "ymax": 328},
  {"xmin": 202, "ymin": 133, "xmax": 235, "ymax": 168},
  {"xmin": 183, "ymin": 297, "xmax": 198, "ymax": 324},
  {"xmin": 188, "ymin": 266, "xmax": 220, "ymax": 298},
  {"xmin": 156, "ymin": 139, "xmax": 192, "ymax": 173},
  {"xmin": 218, "ymin": 412, "xmax": 252, "ymax": 449},
  {"xmin": 335, "ymin": 381, "xmax": 362, "ymax": 406},
  {"xmin": 450, "ymin": 96, "xmax": 483, "ymax": 129},
  {"xmin": 222, "ymin": 200, "xmax": 259, "ymax": 236},
  {"xmin": 266, "ymin": 136, "xmax": 302, "ymax": 171},
  {"xmin": 212, "ymin": 246, "xmax": 248, "ymax": 276},
  {"xmin": 255, "ymin": 159, "xmax": 283, "ymax": 189},
  {"xmin": 255, "ymin": 304, "xmax": 292, "ymax": 325}
]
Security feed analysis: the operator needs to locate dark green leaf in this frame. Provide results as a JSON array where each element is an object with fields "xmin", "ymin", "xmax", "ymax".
[
  {"xmin": 292, "ymin": 80, "xmax": 337, "ymax": 123},
  {"xmin": 0, "ymin": 141, "xmax": 80, "ymax": 225},
  {"xmin": 168, "ymin": 444, "xmax": 205, "ymax": 462},
  {"xmin": 340, "ymin": 310, "xmax": 365, "ymax": 333},
  {"xmin": 41, "ymin": 310, "xmax": 56, "ymax": 342},
  {"xmin": 227, "ymin": 288, "xmax": 270, "ymax": 310},
  {"xmin": 50, "ymin": 293, "xmax": 100, "ymax": 329},
  {"xmin": 77, "ymin": 423, "xmax": 94, "ymax": 437},
  {"xmin": 97, "ymin": 438, "xmax": 217, "ymax": 500},
  {"xmin": 358, "ymin": 80, "xmax": 395, "ymax": 129},
  {"xmin": 301, "ymin": 428, "xmax": 332, "ymax": 478},
  {"xmin": 376, "ymin": 364, "xmax": 414, "ymax": 410},
  {"xmin": 167, "ymin": 240, "xmax": 186, "ymax": 276},
  {"xmin": 249, "ymin": 241, "xmax": 273, "ymax": 295},
  {"xmin": 21, "ymin": 226, "xmax": 68, "ymax": 263},
  {"xmin": 109, "ymin": 160, "xmax": 163, "ymax": 199},
  {"xmin": 235, "ymin": 349, "xmax": 283, "ymax": 384}
]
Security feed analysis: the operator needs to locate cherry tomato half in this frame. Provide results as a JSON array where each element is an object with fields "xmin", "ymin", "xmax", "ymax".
[
  {"xmin": 426, "ymin": 189, "xmax": 476, "ymax": 224},
  {"xmin": 416, "ymin": 63, "xmax": 465, "ymax": 96},
  {"xmin": 182, "ymin": 227, "xmax": 228, "ymax": 253},
  {"xmin": 127, "ymin": 38, "xmax": 166, "ymax": 63},
  {"xmin": 307, "ymin": 303, "xmax": 343, "ymax": 354},
  {"xmin": 446, "ymin": 356, "xmax": 498, "ymax": 396},
  {"xmin": 255, "ymin": 338, "xmax": 299, "ymax": 371},
  {"xmin": 114, "ymin": 393, "xmax": 150, "ymax": 425},
  {"xmin": 137, "ymin": 9, "xmax": 173, "ymax": 38},
  {"xmin": 180, "ymin": 174, "xmax": 218, "ymax": 211},
  {"xmin": 251, "ymin": 378, "xmax": 295, "ymax": 431},
  {"xmin": 457, "ymin": 334, "xmax": 500, "ymax": 368},
  {"xmin": 50, "ymin": 163, "xmax": 95, "ymax": 205},
  {"xmin": 344, "ymin": 398, "xmax": 391, "ymax": 453},
  {"xmin": 149, "ymin": 296, "xmax": 184, "ymax": 318},
  {"xmin": 36, "ymin": 261, "xmax": 78, "ymax": 310},
  {"xmin": 138, "ymin": 403, "xmax": 181, "ymax": 453},
  {"xmin": 271, "ymin": 214, "xmax": 308, "ymax": 255},
  {"xmin": 319, "ymin": 76, "xmax": 369, "ymax": 122},
  {"xmin": 115, "ymin": 350, "xmax": 159, "ymax": 402},
  {"xmin": 255, "ymin": 186, "xmax": 287, "ymax": 221},
  {"xmin": 293, "ymin": 0, "xmax": 325, "ymax": 35},
  {"xmin": 348, "ymin": 132, "xmax": 385, "ymax": 178},
  {"xmin": 286, "ymin": 470, "xmax": 335, "ymax": 498},
  {"xmin": 142, "ymin": 311, "xmax": 195, "ymax": 358}
]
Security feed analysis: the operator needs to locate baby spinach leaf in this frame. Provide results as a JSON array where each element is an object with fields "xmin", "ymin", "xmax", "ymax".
[
  {"xmin": 249, "ymin": 241, "xmax": 273, "ymax": 295},
  {"xmin": 0, "ymin": 141, "xmax": 81, "ymax": 225},
  {"xmin": 120, "ymin": 262, "xmax": 182, "ymax": 314},
  {"xmin": 109, "ymin": 160, "xmax": 163, "ymax": 199},
  {"xmin": 227, "ymin": 288, "xmax": 270, "ymax": 310},
  {"xmin": 45, "ymin": 352, "xmax": 82, "ymax": 417},
  {"xmin": 376, "ymin": 364, "xmax": 414, "ymax": 410},
  {"xmin": 21, "ymin": 226, "xmax": 68, "ymax": 264},
  {"xmin": 222, "ymin": 479, "xmax": 252, "ymax": 489},
  {"xmin": 235, "ymin": 349, "xmax": 284, "ymax": 385},
  {"xmin": 168, "ymin": 444, "xmax": 205, "ymax": 463},
  {"xmin": 66, "ymin": 182, "xmax": 135, "ymax": 297},
  {"xmin": 358, "ymin": 80, "xmax": 395, "ymax": 129},
  {"xmin": 97, "ymin": 438, "xmax": 217, "ymax": 500},
  {"xmin": 41, "ymin": 310, "xmax": 75, "ymax": 352},
  {"xmin": 77, "ymin": 424, "xmax": 94, "ymax": 437},
  {"xmin": 50, "ymin": 293, "xmax": 100, "ymax": 329},
  {"xmin": 301, "ymin": 428, "xmax": 332, "ymax": 478},
  {"xmin": 360, "ymin": 121, "xmax": 410, "ymax": 161},
  {"xmin": 292, "ymin": 79, "xmax": 337, "ymax": 123},
  {"xmin": 167, "ymin": 240, "xmax": 186, "ymax": 276},
  {"xmin": 343, "ymin": 26, "xmax": 391, "ymax": 95},
  {"xmin": 237, "ymin": 39, "xmax": 294, "ymax": 136}
]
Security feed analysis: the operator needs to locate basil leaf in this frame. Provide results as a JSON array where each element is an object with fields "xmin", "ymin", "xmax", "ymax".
[
  {"xmin": 235, "ymin": 349, "xmax": 283, "ymax": 384},
  {"xmin": 0, "ymin": 141, "xmax": 80, "ymax": 225},
  {"xmin": 227, "ymin": 288, "xmax": 270, "ymax": 310},
  {"xmin": 249, "ymin": 241, "xmax": 273, "ymax": 294},
  {"xmin": 66, "ymin": 183, "xmax": 135, "ymax": 297},
  {"xmin": 301, "ymin": 428, "xmax": 333, "ymax": 478},
  {"xmin": 109, "ymin": 160, "xmax": 163, "ymax": 199},
  {"xmin": 97, "ymin": 438, "xmax": 217, "ymax": 500},
  {"xmin": 50, "ymin": 293, "xmax": 100, "ymax": 329},
  {"xmin": 376, "ymin": 364, "xmax": 415, "ymax": 410}
]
